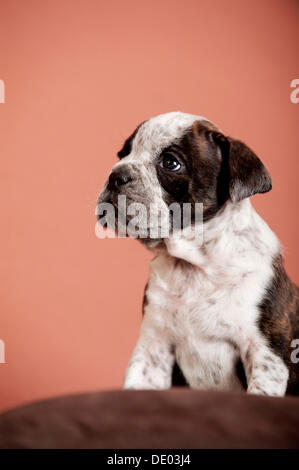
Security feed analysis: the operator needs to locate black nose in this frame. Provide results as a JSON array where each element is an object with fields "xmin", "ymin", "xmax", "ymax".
[{"xmin": 108, "ymin": 168, "xmax": 132, "ymax": 190}]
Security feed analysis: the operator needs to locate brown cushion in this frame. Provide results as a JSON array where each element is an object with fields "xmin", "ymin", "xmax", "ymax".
[{"xmin": 0, "ymin": 389, "xmax": 298, "ymax": 449}]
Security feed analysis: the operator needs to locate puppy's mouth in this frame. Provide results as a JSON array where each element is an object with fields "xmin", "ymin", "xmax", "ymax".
[
  {"xmin": 96, "ymin": 196, "xmax": 166, "ymax": 242},
  {"xmin": 96, "ymin": 190, "xmax": 144, "ymax": 234}
]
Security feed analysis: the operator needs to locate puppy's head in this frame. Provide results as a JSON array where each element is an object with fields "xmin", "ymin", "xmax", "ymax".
[{"xmin": 97, "ymin": 112, "xmax": 271, "ymax": 244}]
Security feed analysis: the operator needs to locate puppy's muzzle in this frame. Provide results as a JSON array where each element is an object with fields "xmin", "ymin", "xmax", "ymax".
[{"xmin": 108, "ymin": 167, "xmax": 132, "ymax": 191}]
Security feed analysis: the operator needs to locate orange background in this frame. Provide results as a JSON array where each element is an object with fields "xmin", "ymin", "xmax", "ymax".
[{"xmin": 0, "ymin": 0, "xmax": 298, "ymax": 412}]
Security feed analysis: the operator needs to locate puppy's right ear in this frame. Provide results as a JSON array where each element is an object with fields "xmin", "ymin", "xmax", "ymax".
[{"xmin": 207, "ymin": 131, "xmax": 272, "ymax": 203}]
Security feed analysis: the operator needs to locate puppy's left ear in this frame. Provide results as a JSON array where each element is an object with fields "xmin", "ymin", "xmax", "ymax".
[{"xmin": 209, "ymin": 131, "xmax": 272, "ymax": 203}]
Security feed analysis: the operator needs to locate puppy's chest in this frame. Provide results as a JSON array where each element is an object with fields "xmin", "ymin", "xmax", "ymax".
[
  {"xmin": 148, "ymin": 255, "xmax": 252, "ymax": 390},
  {"xmin": 148, "ymin": 255, "xmax": 253, "ymax": 340}
]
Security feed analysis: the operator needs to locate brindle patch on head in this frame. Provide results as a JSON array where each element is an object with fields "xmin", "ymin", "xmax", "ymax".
[
  {"xmin": 258, "ymin": 254, "xmax": 299, "ymax": 395},
  {"xmin": 155, "ymin": 120, "xmax": 229, "ymax": 222}
]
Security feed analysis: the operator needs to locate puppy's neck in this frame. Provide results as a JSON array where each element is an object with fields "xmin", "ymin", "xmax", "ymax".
[{"xmin": 164, "ymin": 199, "xmax": 279, "ymax": 270}]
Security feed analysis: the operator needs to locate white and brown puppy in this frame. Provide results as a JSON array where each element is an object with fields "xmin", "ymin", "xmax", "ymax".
[{"xmin": 97, "ymin": 111, "xmax": 299, "ymax": 396}]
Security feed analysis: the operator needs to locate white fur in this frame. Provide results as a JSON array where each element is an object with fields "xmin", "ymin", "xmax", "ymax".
[
  {"xmin": 124, "ymin": 199, "xmax": 288, "ymax": 395},
  {"xmin": 112, "ymin": 112, "xmax": 289, "ymax": 396},
  {"xmin": 113, "ymin": 112, "xmax": 210, "ymax": 170}
]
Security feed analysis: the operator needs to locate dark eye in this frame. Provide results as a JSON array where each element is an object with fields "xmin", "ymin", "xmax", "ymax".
[{"xmin": 161, "ymin": 153, "xmax": 181, "ymax": 171}]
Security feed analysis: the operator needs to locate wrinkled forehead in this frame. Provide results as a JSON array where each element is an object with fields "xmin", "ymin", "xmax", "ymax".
[{"xmin": 131, "ymin": 112, "xmax": 213, "ymax": 157}]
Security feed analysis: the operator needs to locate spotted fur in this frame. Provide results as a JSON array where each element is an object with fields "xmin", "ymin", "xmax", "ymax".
[{"xmin": 97, "ymin": 112, "xmax": 299, "ymax": 396}]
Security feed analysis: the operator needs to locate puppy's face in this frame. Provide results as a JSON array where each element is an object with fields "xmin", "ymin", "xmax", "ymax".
[{"xmin": 97, "ymin": 112, "xmax": 271, "ymax": 243}]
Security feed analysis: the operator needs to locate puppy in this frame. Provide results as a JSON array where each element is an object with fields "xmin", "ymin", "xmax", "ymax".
[{"xmin": 97, "ymin": 111, "xmax": 299, "ymax": 396}]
